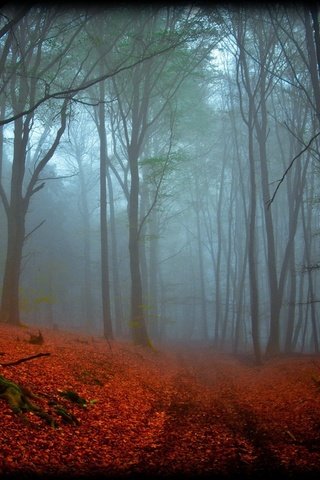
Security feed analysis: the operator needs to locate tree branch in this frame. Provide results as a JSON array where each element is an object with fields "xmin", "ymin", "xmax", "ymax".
[
  {"xmin": 0, "ymin": 5, "xmax": 31, "ymax": 39},
  {"xmin": 267, "ymin": 131, "xmax": 320, "ymax": 208},
  {"xmin": 29, "ymin": 182, "xmax": 45, "ymax": 197},
  {"xmin": 37, "ymin": 172, "xmax": 78, "ymax": 181},
  {"xmin": 137, "ymin": 109, "xmax": 176, "ymax": 239},
  {"xmin": 0, "ymin": 352, "xmax": 50, "ymax": 367},
  {"xmin": 0, "ymin": 39, "xmax": 189, "ymax": 127},
  {"xmin": 24, "ymin": 101, "xmax": 68, "ymax": 204},
  {"xmin": 24, "ymin": 219, "xmax": 46, "ymax": 242}
]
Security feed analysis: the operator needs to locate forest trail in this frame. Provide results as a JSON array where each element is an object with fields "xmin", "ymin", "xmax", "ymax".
[
  {"xmin": 1, "ymin": 325, "xmax": 320, "ymax": 479},
  {"xmin": 131, "ymin": 348, "xmax": 287, "ymax": 478}
]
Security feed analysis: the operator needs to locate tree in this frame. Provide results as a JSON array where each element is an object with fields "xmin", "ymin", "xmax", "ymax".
[
  {"xmin": 107, "ymin": 9, "xmax": 215, "ymax": 345},
  {"xmin": 0, "ymin": 6, "xmax": 164, "ymax": 329},
  {"xmin": 97, "ymin": 78, "xmax": 113, "ymax": 340},
  {"xmin": 0, "ymin": 9, "xmax": 78, "ymax": 325},
  {"xmin": 59, "ymin": 114, "xmax": 98, "ymax": 332},
  {"xmin": 229, "ymin": 10, "xmax": 263, "ymax": 363}
]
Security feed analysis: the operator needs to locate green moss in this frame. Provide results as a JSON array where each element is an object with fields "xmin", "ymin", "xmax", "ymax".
[
  {"xmin": 0, "ymin": 376, "xmax": 94, "ymax": 427},
  {"xmin": 59, "ymin": 389, "xmax": 87, "ymax": 407},
  {"xmin": 0, "ymin": 375, "xmax": 35, "ymax": 413}
]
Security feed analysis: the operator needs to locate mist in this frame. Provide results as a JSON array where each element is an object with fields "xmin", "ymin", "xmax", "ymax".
[{"xmin": 1, "ymin": 4, "xmax": 320, "ymax": 361}]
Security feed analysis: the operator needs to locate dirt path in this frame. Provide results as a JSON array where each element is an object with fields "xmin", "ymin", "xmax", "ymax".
[
  {"xmin": 1, "ymin": 327, "xmax": 319, "ymax": 479},
  {"xmin": 131, "ymin": 348, "xmax": 310, "ymax": 478}
]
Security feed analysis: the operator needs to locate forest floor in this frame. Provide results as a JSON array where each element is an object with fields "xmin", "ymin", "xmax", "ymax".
[{"xmin": 1, "ymin": 324, "xmax": 320, "ymax": 480}]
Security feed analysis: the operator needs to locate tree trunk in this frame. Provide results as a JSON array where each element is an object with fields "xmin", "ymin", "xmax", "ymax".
[
  {"xmin": 128, "ymin": 144, "xmax": 150, "ymax": 346},
  {"xmin": 220, "ymin": 194, "xmax": 233, "ymax": 348},
  {"xmin": 98, "ymin": 80, "xmax": 113, "ymax": 340},
  {"xmin": 284, "ymin": 252, "xmax": 296, "ymax": 353},
  {"xmin": 304, "ymin": 7, "xmax": 320, "ymax": 119},
  {"xmin": 213, "ymin": 163, "xmax": 225, "ymax": 345},
  {"xmin": 77, "ymin": 152, "xmax": 94, "ymax": 332},
  {"xmin": 194, "ymin": 177, "xmax": 208, "ymax": 341},
  {"xmin": 139, "ymin": 179, "xmax": 149, "ymax": 319},
  {"xmin": 148, "ymin": 208, "xmax": 160, "ymax": 338},
  {"xmin": 0, "ymin": 116, "xmax": 27, "ymax": 325},
  {"xmin": 106, "ymin": 163, "xmax": 124, "ymax": 337},
  {"xmin": 236, "ymin": 36, "xmax": 262, "ymax": 363},
  {"xmin": 1, "ymin": 210, "xmax": 25, "ymax": 325},
  {"xmin": 301, "ymin": 194, "xmax": 319, "ymax": 353},
  {"xmin": 292, "ymin": 257, "xmax": 306, "ymax": 351},
  {"xmin": 247, "ymin": 125, "xmax": 262, "ymax": 364}
]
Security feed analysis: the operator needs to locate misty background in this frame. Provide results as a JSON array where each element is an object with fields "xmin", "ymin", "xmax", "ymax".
[{"xmin": 0, "ymin": 4, "xmax": 320, "ymax": 363}]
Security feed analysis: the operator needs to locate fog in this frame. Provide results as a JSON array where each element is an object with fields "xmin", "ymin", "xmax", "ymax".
[{"xmin": 1, "ymin": 4, "xmax": 320, "ymax": 362}]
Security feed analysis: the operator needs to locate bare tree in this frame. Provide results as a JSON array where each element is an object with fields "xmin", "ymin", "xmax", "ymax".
[{"xmin": 0, "ymin": 9, "xmax": 84, "ymax": 325}]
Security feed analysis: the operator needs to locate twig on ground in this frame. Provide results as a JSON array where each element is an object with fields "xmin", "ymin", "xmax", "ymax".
[{"xmin": 0, "ymin": 352, "xmax": 50, "ymax": 367}]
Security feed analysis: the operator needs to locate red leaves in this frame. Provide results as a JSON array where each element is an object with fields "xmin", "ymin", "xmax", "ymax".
[{"xmin": 1, "ymin": 323, "xmax": 320, "ymax": 477}]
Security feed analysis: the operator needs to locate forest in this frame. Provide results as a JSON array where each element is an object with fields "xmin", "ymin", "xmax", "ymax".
[
  {"xmin": 1, "ymin": 3, "xmax": 320, "ymax": 479},
  {"xmin": 2, "ymin": 3, "xmax": 320, "ymax": 359}
]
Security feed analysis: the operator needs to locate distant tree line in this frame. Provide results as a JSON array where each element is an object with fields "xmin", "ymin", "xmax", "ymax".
[{"xmin": 0, "ymin": 4, "xmax": 320, "ymax": 362}]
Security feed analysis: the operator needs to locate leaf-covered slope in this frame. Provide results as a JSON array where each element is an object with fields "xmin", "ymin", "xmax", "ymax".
[{"xmin": 0, "ymin": 323, "xmax": 320, "ymax": 480}]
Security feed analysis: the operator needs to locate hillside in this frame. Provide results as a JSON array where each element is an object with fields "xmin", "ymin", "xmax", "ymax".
[{"xmin": 1, "ymin": 323, "xmax": 320, "ymax": 480}]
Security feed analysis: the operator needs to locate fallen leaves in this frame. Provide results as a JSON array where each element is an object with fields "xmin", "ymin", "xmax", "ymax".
[{"xmin": 1, "ymin": 324, "xmax": 320, "ymax": 478}]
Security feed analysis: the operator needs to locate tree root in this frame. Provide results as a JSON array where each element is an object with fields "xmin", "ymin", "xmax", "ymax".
[{"xmin": 0, "ymin": 375, "xmax": 84, "ymax": 427}]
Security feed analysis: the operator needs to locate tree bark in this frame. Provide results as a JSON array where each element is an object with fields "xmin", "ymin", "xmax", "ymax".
[
  {"xmin": 76, "ymin": 150, "xmax": 94, "ymax": 332},
  {"xmin": 234, "ymin": 15, "xmax": 262, "ymax": 363},
  {"xmin": 106, "ymin": 163, "xmax": 124, "ymax": 337},
  {"xmin": 128, "ymin": 143, "xmax": 150, "ymax": 345},
  {"xmin": 98, "ymin": 80, "xmax": 113, "ymax": 340},
  {"xmin": 0, "ymin": 115, "xmax": 27, "ymax": 325}
]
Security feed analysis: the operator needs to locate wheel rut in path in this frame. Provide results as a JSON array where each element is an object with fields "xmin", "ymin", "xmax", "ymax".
[{"xmin": 132, "ymin": 349, "xmax": 292, "ymax": 478}]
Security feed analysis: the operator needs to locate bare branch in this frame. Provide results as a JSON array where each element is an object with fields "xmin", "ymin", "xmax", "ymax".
[
  {"xmin": 29, "ymin": 181, "xmax": 45, "ymax": 197},
  {"xmin": 267, "ymin": 131, "xmax": 320, "ymax": 208},
  {"xmin": 24, "ymin": 219, "xmax": 46, "ymax": 242},
  {"xmin": 0, "ymin": 352, "xmax": 50, "ymax": 367},
  {"xmin": 0, "ymin": 5, "xmax": 31, "ymax": 39},
  {"xmin": 24, "ymin": 101, "xmax": 68, "ymax": 204},
  {"xmin": 137, "ymin": 109, "xmax": 176, "ymax": 239},
  {"xmin": 0, "ymin": 38, "xmax": 189, "ymax": 127},
  {"xmin": 37, "ymin": 172, "xmax": 78, "ymax": 181}
]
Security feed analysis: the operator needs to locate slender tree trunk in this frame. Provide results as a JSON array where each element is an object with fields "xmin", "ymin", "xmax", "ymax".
[
  {"xmin": 301, "ymin": 194, "xmax": 319, "ymax": 353},
  {"xmin": 233, "ymin": 16, "xmax": 262, "ymax": 363},
  {"xmin": 194, "ymin": 176, "xmax": 208, "ymax": 341},
  {"xmin": 0, "ymin": 116, "xmax": 27, "ymax": 325},
  {"xmin": 247, "ymin": 122, "xmax": 262, "ymax": 364},
  {"xmin": 233, "ymin": 172, "xmax": 249, "ymax": 353},
  {"xmin": 98, "ymin": 80, "xmax": 113, "ymax": 340},
  {"xmin": 285, "ymin": 252, "xmax": 296, "ymax": 353},
  {"xmin": 128, "ymin": 143, "xmax": 150, "ymax": 345},
  {"xmin": 254, "ymin": 60, "xmax": 282, "ymax": 357},
  {"xmin": 148, "ymin": 209, "xmax": 159, "ymax": 338},
  {"xmin": 140, "ymin": 168, "xmax": 160, "ymax": 339},
  {"xmin": 139, "ymin": 179, "xmax": 149, "ymax": 317},
  {"xmin": 227, "ymin": 80, "xmax": 249, "ymax": 354},
  {"xmin": 77, "ymin": 153, "xmax": 94, "ymax": 332},
  {"xmin": 292, "ymin": 257, "xmax": 306, "ymax": 350},
  {"xmin": 282, "ymin": 154, "xmax": 309, "ymax": 352},
  {"xmin": 106, "ymin": 164, "xmax": 124, "ymax": 337},
  {"xmin": 259, "ymin": 162, "xmax": 281, "ymax": 355},
  {"xmin": 213, "ymin": 163, "xmax": 225, "ymax": 345},
  {"xmin": 220, "ymin": 197, "xmax": 233, "ymax": 348},
  {"xmin": 304, "ymin": 7, "xmax": 320, "ymax": 118},
  {"xmin": 0, "ymin": 104, "xmax": 4, "ymax": 183}
]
